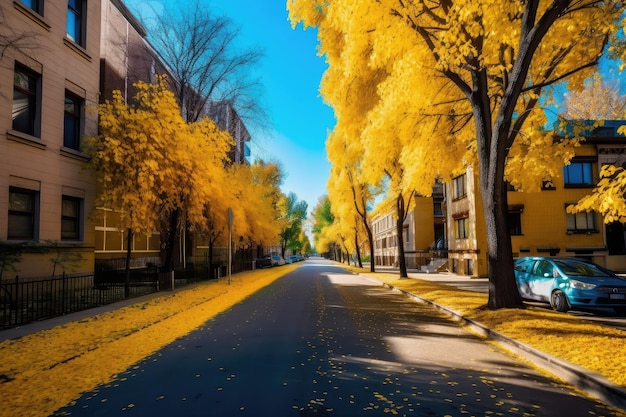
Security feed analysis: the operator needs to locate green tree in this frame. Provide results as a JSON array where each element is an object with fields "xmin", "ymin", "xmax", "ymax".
[{"xmin": 277, "ymin": 192, "xmax": 308, "ymax": 258}]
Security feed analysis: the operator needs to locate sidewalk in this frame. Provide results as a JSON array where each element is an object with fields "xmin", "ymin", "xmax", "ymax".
[
  {"xmin": 0, "ymin": 284, "xmax": 185, "ymax": 342},
  {"xmin": 373, "ymin": 264, "xmax": 489, "ymax": 293},
  {"xmin": 358, "ymin": 263, "xmax": 626, "ymax": 412}
]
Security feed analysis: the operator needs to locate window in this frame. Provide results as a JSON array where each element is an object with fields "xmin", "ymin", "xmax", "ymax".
[
  {"xmin": 508, "ymin": 205, "xmax": 523, "ymax": 236},
  {"xmin": 508, "ymin": 212, "xmax": 522, "ymax": 236},
  {"xmin": 433, "ymin": 201, "xmax": 443, "ymax": 216},
  {"xmin": 564, "ymin": 161, "xmax": 595, "ymax": 187},
  {"xmin": 455, "ymin": 217, "xmax": 469, "ymax": 239},
  {"xmin": 64, "ymin": 91, "xmax": 83, "ymax": 150},
  {"xmin": 453, "ymin": 174, "xmax": 466, "ymax": 199},
  {"xmin": 13, "ymin": 64, "xmax": 41, "ymax": 137},
  {"xmin": 8, "ymin": 187, "xmax": 38, "ymax": 240},
  {"xmin": 61, "ymin": 196, "xmax": 82, "ymax": 240},
  {"xmin": 566, "ymin": 206, "xmax": 597, "ymax": 233},
  {"xmin": 67, "ymin": 0, "xmax": 85, "ymax": 46},
  {"xmin": 19, "ymin": 0, "xmax": 43, "ymax": 14}
]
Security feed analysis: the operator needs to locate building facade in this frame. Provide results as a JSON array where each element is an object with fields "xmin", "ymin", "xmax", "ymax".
[
  {"xmin": 94, "ymin": 0, "xmax": 167, "ymax": 268},
  {"xmin": 445, "ymin": 122, "xmax": 626, "ymax": 276},
  {"xmin": 372, "ymin": 123, "xmax": 626, "ymax": 276},
  {"xmin": 372, "ymin": 186, "xmax": 444, "ymax": 269},
  {"xmin": 0, "ymin": 0, "xmax": 101, "ymax": 279}
]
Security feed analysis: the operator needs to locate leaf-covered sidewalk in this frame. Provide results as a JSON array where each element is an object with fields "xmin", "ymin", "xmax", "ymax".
[{"xmin": 0, "ymin": 265, "xmax": 297, "ymax": 417}]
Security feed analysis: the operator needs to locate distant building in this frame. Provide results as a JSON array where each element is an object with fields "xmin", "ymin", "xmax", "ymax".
[
  {"xmin": 205, "ymin": 101, "xmax": 251, "ymax": 165},
  {"xmin": 372, "ymin": 183, "xmax": 445, "ymax": 270}
]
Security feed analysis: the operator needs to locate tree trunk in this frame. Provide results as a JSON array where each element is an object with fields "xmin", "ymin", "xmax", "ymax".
[
  {"xmin": 355, "ymin": 232, "xmax": 363, "ymax": 268},
  {"xmin": 124, "ymin": 228, "xmax": 133, "ymax": 298},
  {"xmin": 481, "ymin": 177, "xmax": 524, "ymax": 309},
  {"xmin": 396, "ymin": 194, "xmax": 408, "ymax": 278},
  {"xmin": 161, "ymin": 209, "xmax": 181, "ymax": 273},
  {"xmin": 208, "ymin": 237, "xmax": 215, "ymax": 279},
  {"xmin": 472, "ymin": 64, "xmax": 524, "ymax": 309}
]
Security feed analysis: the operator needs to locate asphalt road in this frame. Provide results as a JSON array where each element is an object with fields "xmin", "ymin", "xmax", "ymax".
[{"xmin": 53, "ymin": 259, "xmax": 620, "ymax": 417}]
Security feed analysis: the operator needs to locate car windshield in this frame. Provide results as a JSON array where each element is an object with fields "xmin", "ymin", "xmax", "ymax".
[{"xmin": 553, "ymin": 260, "xmax": 614, "ymax": 277}]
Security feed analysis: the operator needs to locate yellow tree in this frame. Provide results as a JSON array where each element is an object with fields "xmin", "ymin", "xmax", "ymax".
[
  {"xmin": 87, "ymin": 77, "xmax": 232, "ymax": 289},
  {"xmin": 570, "ymin": 164, "xmax": 626, "ymax": 223},
  {"xmin": 289, "ymin": 0, "xmax": 624, "ymax": 309},
  {"xmin": 326, "ymin": 133, "xmax": 381, "ymax": 271},
  {"xmin": 559, "ymin": 74, "xmax": 626, "ymax": 120}
]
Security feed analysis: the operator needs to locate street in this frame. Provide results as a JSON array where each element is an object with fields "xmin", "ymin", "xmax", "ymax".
[{"xmin": 53, "ymin": 259, "xmax": 619, "ymax": 416}]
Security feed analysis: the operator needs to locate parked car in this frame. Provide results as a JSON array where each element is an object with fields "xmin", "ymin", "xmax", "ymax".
[
  {"xmin": 255, "ymin": 255, "xmax": 272, "ymax": 269},
  {"xmin": 513, "ymin": 256, "xmax": 626, "ymax": 313},
  {"xmin": 284, "ymin": 255, "xmax": 295, "ymax": 264},
  {"xmin": 271, "ymin": 255, "xmax": 286, "ymax": 266}
]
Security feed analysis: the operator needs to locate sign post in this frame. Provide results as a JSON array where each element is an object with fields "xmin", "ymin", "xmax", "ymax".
[{"xmin": 228, "ymin": 207, "xmax": 233, "ymax": 285}]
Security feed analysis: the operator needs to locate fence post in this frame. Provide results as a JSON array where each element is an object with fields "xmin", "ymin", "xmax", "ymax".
[
  {"xmin": 14, "ymin": 275, "xmax": 19, "ymax": 326},
  {"xmin": 61, "ymin": 271, "xmax": 67, "ymax": 313}
]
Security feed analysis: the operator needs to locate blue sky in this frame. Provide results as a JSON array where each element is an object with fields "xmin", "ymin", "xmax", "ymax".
[
  {"xmin": 124, "ymin": 0, "xmax": 335, "ymax": 217},
  {"xmin": 214, "ymin": 1, "xmax": 335, "ymax": 214}
]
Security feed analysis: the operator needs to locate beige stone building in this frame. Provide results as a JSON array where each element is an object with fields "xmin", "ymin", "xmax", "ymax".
[{"xmin": 0, "ymin": 0, "xmax": 101, "ymax": 279}]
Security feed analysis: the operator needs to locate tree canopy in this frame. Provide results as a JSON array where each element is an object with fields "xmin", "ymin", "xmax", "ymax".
[{"xmin": 288, "ymin": 0, "xmax": 626, "ymax": 308}]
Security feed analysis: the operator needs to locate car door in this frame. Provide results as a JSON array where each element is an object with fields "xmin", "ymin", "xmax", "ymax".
[
  {"xmin": 529, "ymin": 260, "xmax": 556, "ymax": 301},
  {"xmin": 514, "ymin": 259, "xmax": 536, "ymax": 299}
]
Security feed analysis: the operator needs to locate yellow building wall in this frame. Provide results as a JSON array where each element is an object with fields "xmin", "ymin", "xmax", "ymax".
[
  {"xmin": 508, "ymin": 145, "xmax": 607, "ymax": 265},
  {"xmin": 412, "ymin": 196, "xmax": 435, "ymax": 250}
]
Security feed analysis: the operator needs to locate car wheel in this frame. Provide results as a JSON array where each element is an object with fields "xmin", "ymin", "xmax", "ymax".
[{"xmin": 550, "ymin": 290, "xmax": 570, "ymax": 312}]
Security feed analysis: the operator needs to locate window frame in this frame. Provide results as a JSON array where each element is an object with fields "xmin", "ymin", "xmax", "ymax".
[
  {"xmin": 508, "ymin": 205, "xmax": 524, "ymax": 236},
  {"xmin": 563, "ymin": 160, "xmax": 595, "ymax": 188},
  {"xmin": 452, "ymin": 174, "xmax": 467, "ymax": 200},
  {"xmin": 66, "ymin": 0, "xmax": 86, "ymax": 47},
  {"xmin": 455, "ymin": 217, "xmax": 469, "ymax": 239},
  {"xmin": 13, "ymin": 63, "xmax": 41, "ymax": 138},
  {"xmin": 63, "ymin": 90, "xmax": 83, "ymax": 150},
  {"xmin": 61, "ymin": 195, "xmax": 83, "ymax": 241},
  {"xmin": 565, "ymin": 205, "xmax": 598, "ymax": 234},
  {"xmin": 8, "ymin": 187, "xmax": 39, "ymax": 241},
  {"xmin": 19, "ymin": 0, "xmax": 44, "ymax": 15}
]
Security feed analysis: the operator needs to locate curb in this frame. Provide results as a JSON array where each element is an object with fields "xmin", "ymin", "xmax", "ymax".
[{"xmin": 381, "ymin": 282, "xmax": 626, "ymax": 412}]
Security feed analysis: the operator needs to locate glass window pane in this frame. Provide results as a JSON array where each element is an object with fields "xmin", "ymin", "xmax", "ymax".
[
  {"xmin": 62, "ymin": 198, "xmax": 78, "ymax": 216},
  {"xmin": 13, "ymin": 67, "xmax": 36, "ymax": 135},
  {"xmin": 63, "ymin": 94, "xmax": 81, "ymax": 149},
  {"xmin": 9, "ymin": 192, "xmax": 33, "ymax": 212}
]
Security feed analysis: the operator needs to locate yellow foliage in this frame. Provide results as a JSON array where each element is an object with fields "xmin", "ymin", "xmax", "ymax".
[
  {"xmin": 85, "ymin": 76, "xmax": 236, "ymax": 238},
  {"xmin": 569, "ymin": 164, "xmax": 626, "ymax": 223},
  {"xmin": 289, "ymin": 0, "xmax": 625, "ymax": 282}
]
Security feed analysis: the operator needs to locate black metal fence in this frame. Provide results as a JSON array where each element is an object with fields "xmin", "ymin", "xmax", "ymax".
[
  {"xmin": 0, "ymin": 250, "xmax": 258, "ymax": 330},
  {"xmin": 0, "ymin": 272, "xmax": 158, "ymax": 329}
]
